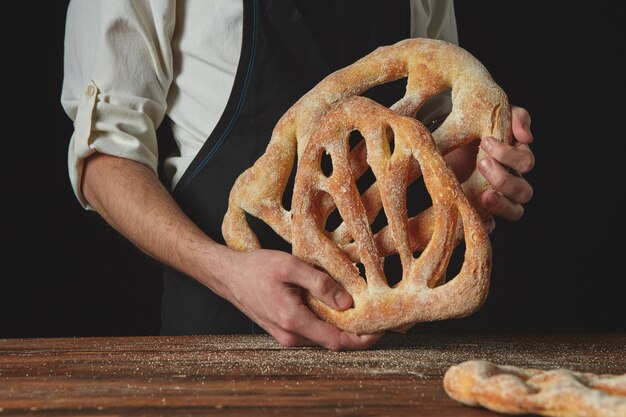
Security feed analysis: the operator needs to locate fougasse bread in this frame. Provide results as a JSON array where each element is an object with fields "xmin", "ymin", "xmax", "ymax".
[{"xmin": 222, "ymin": 38, "xmax": 511, "ymax": 334}]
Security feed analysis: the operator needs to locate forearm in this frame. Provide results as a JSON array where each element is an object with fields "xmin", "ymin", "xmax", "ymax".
[
  {"xmin": 81, "ymin": 152, "xmax": 233, "ymax": 296},
  {"xmin": 80, "ymin": 153, "xmax": 381, "ymax": 350}
]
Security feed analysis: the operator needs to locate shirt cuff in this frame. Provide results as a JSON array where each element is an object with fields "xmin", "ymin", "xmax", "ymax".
[{"xmin": 67, "ymin": 81, "xmax": 160, "ymax": 210}]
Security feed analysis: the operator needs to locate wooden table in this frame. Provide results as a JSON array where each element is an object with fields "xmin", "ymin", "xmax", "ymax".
[{"xmin": 0, "ymin": 333, "xmax": 624, "ymax": 416}]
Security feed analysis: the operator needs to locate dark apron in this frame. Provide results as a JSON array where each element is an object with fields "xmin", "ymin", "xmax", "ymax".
[{"xmin": 161, "ymin": 0, "xmax": 411, "ymax": 335}]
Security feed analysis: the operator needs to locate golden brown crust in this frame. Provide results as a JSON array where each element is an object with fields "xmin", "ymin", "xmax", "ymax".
[
  {"xmin": 443, "ymin": 360, "xmax": 626, "ymax": 417},
  {"xmin": 222, "ymin": 38, "xmax": 511, "ymax": 334},
  {"xmin": 292, "ymin": 96, "xmax": 491, "ymax": 334}
]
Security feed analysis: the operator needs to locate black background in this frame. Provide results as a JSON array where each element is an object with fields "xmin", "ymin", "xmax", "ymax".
[{"xmin": 2, "ymin": 1, "xmax": 624, "ymax": 338}]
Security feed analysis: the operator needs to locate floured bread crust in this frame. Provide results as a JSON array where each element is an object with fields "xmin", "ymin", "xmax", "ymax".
[
  {"xmin": 222, "ymin": 38, "xmax": 511, "ymax": 334},
  {"xmin": 443, "ymin": 360, "xmax": 626, "ymax": 417}
]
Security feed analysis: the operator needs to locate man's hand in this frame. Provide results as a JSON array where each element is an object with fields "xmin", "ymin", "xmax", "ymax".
[
  {"xmin": 220, "ymin": 248, "xmax": 383, "ymax": 351},
  {"xmin": 82, "ymin": 153, "xmax": 378, "ymax": 351},
  {"xmin": 477, "ymin": 105, "xmax": 535, "ymax": 221}
]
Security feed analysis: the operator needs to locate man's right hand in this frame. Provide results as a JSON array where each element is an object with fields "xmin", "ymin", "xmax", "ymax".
[
  {"xmin": 219, "ymin": 248, "xmax": 383, "ymax": 351},
  {"xmin": 82, "ymin": 153, "xmax": 380, "ymax": 352}
]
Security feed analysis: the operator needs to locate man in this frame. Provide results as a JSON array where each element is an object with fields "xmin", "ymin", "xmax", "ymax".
[{"xmin": 62, "ymin": 0, "xmax": 534, "ymax": 350}]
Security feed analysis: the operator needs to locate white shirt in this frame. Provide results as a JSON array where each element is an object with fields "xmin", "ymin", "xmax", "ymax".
[{"xmin": 62, "ymin": 0, "xmax": 458, "ymax": 209}]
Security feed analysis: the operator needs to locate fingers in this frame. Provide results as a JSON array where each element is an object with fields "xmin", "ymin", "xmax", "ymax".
[
  {"xmin": 269, "ymin": 279, "xmax": 383, "ymax": 351},
  {"xmin": 285, "ymin": 259, "xmax": 353, "ymax": 311},
  {"xmin": 478, "ymin": 156, "xmax": 533, "ymax": 204},
  {"xmin": 474, "ymin": 105, "xmax": 536, "ymax": 222},
  {"xmin": 481, "ymin": 189, "xmax": 525, "ymax": 222},
  {"xmin": 274, "ymin": 329, "xmax": 383, "ymax": 352},
  {"xmin": 511, "ymin": 105, "xmax": 533, "ymax": 144},
  {"xmin": 480, "ymin": 137, "xmax": 535, "ymax": 174},
  {"xmin": 232, "ymin": 249, "xmax": 381, "ymax": 351},
  {"xmin": 272, "ymin": 304, "xmax": 384, "ymax": 351},
  {"xmin": 270, "ymin": 255, "xmax": 384, "ymax": 350}
]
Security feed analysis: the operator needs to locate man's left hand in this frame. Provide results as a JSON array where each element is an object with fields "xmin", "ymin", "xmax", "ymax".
[{"xmin": 477, "ymin": 105, "xmax": 535, "ymax": 221}]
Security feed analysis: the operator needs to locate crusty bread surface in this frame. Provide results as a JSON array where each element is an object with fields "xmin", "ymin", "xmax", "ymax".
[{"xmin": 222, "ymin": 38, "xmax": 511, "ymax": 334}]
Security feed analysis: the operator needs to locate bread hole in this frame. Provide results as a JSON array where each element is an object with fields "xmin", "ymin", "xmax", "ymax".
[
  {"xmin": 281, "ymin": 159, "xmax": 297, "ymax": 211},
  {"xmin": 370, "ymin": 205, "xmax": 389, "ymax": 235},
  {"xmin": 441, "ymin": 240, "xmax": 466, "ymax": 287},
  {"xmin": 355, "ymin": 262, "xmax": 367, "ymax": 282},
  {"xmin": 444, "ymin": 140, "xmax": 480, "ymax": 184},
  {"xmin": 406, "ymin": 175, "xmax": 432, "ymax": 218},
  {"xmin": 325, "ymin": 207, "xmax": 343, "ymax": 234},
  {"xmin": 321, "ymin": 149, "xmax": 333, "ymax": 177},
  {"xmin": 347, "ymin": 129, "xmax": 370, "ymax": 186},
  {"xmin": 415, "ymin": 87, "xmax": 452, "ymax": 126},
  {"xmin": 321, "ymin": 191, "xmax": 353, "ymax": 243},
  {"xmin": 383, "ymin": 253, "xmax": 402, "ymax": 287},
  {"xmin": 362, "ymin": 77, "xmax": 408, "ymax": 109},
  {"xmin": 348, "ymin": 130, "xmax": 363, "ymax": 151},
  {"xmin": 244, "ymin": 211, "xmax": 292, "ymax": 253},
  {"xmin": 356, "ymin": 166, "xmax": 376, "ymax": 196},
  {"xmin": 386, "ymin": 126, "xmax": 395, "ymax": 156}
]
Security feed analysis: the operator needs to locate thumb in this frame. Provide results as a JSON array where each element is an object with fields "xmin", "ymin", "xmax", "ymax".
[
  {"xmin": 290, "ymin": 263, "xmax": 353, "ymax": 311},
  {"xmin": 511, "ymin": 105, "xmax": 533, "ymax": 144}
]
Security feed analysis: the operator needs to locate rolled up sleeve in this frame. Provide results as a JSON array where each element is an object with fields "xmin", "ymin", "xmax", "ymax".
[{"xmin": 61, "ymin": 0, "xmax": 176, "ymax": 209}]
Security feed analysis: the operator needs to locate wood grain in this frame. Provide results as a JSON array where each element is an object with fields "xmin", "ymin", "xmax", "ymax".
[{"xmin": 0, "ymin": 333, "xmax": 624, "ymax": 416}]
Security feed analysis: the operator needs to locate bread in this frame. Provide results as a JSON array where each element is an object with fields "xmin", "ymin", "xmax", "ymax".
[
  {"xmin": 222, "ymin": 38, "xmax": 511, "ymax": 334},
  {"xmin": 443, "ymin": 360, "xmax": 626, "ymax": 417}
]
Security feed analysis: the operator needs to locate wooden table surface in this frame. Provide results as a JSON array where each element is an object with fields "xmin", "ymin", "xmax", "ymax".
[{"xmin": 0, "ymin": 333, "xmax": 624, "ymax": 416}]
